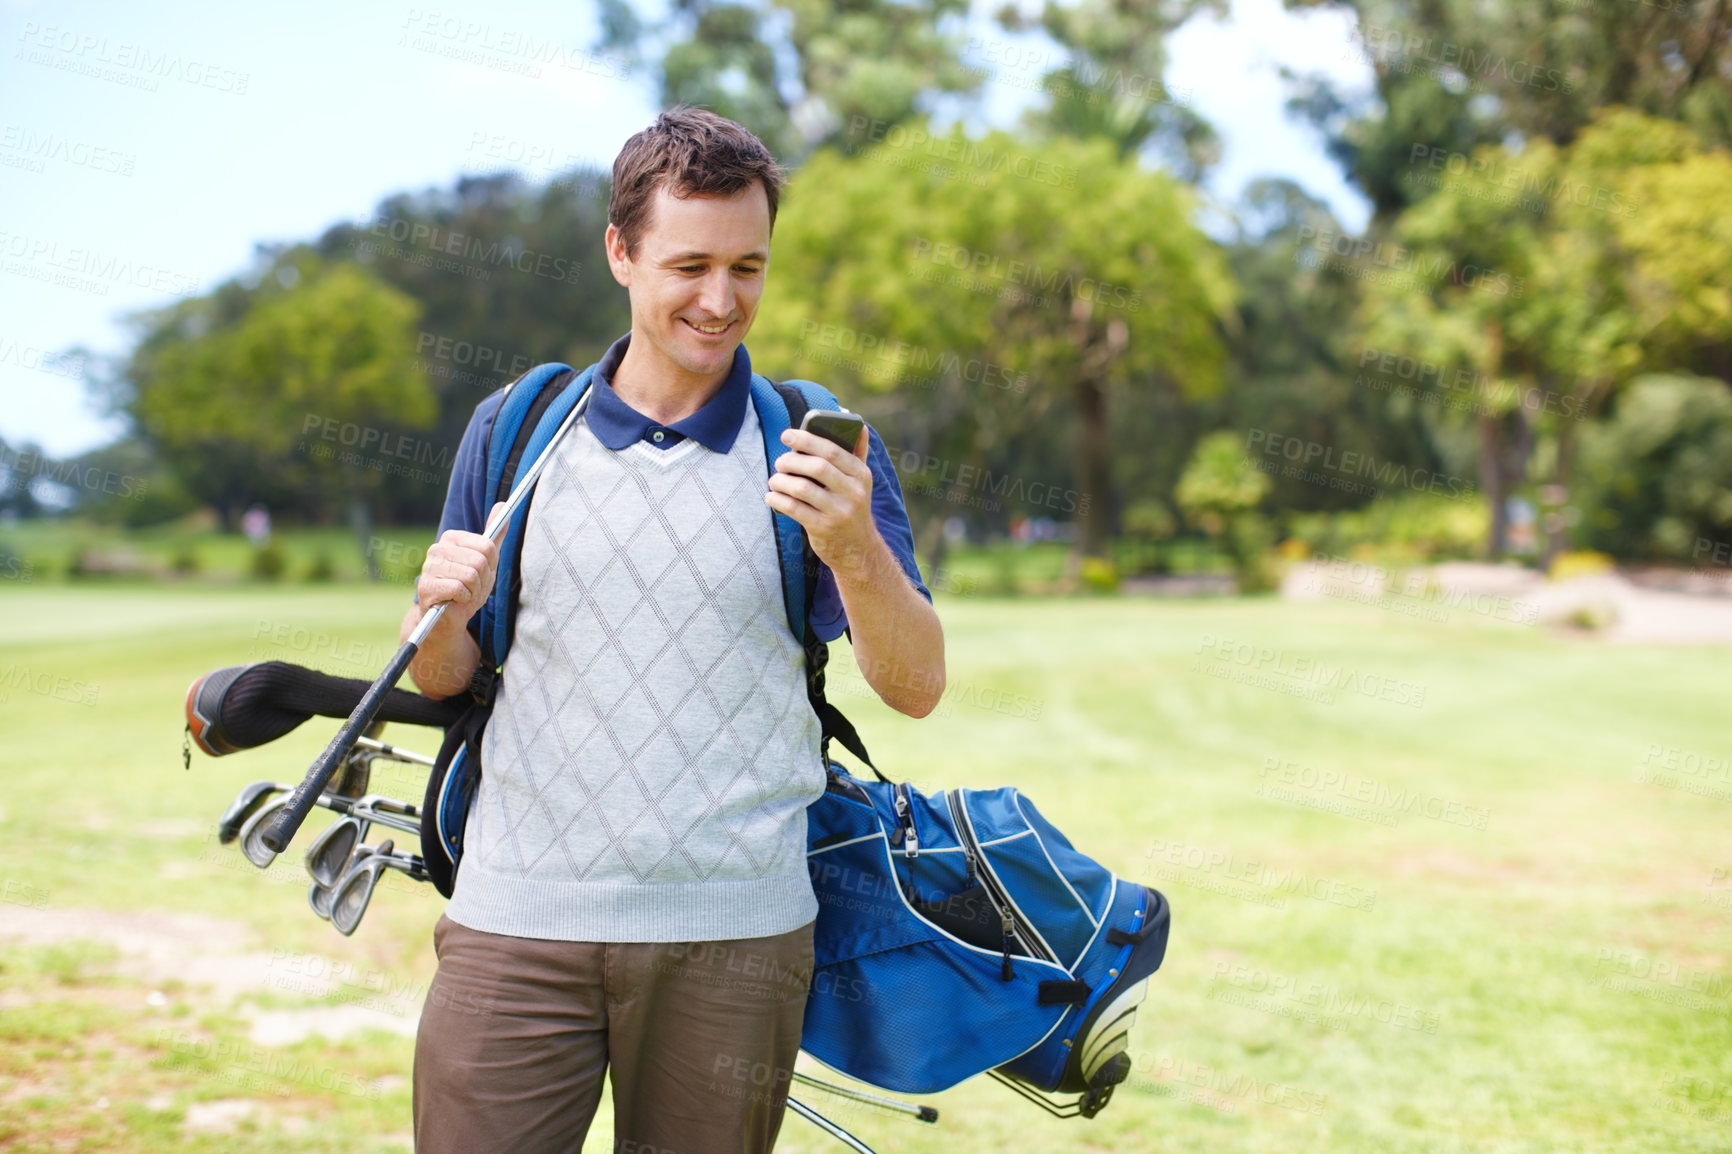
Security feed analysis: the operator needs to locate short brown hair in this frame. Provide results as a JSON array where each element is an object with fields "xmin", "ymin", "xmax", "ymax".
[{"xmin": 609, "ymin": 105, "xmax": 787, "ymax": 259}]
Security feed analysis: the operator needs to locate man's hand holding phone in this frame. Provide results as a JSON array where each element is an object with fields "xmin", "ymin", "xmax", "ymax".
[{"xmin": 765, "ymin": 408, "xmax": 878, "ymax": 577}]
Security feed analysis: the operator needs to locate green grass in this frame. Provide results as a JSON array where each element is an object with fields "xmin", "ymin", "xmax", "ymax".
[
  {"xmin": 0, "ymin": 518, "xmax": 438, "ymax": 585},
  {"xmin": 0, "ymin": 585, "xmax": 1727, "ymax": 1152}
]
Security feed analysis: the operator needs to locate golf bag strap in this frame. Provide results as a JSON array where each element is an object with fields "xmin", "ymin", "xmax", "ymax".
[
  {"xmin": 1037, "ymin": 980, "xmax": 1093, "ymax": 1006},
  {"xmin": 768, "ymin": 380, "xmax": 885, "ymax": 784},
  {"xmin": 1107, "ymin": 925, "xmax": 1153, "ymax": 947},
  {"xmin": 481, "ymin": 365, "xmax": 582, "ymax": 673}
]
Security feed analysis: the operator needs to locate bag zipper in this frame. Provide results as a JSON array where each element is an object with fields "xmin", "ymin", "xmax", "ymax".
[
  {"xmin": 893, "ymin": 782, "xmax": 920, "ymax": 859},
  {"xmin": 946, "ymin": 791, "xmax": 1059, "ymax": 978}
]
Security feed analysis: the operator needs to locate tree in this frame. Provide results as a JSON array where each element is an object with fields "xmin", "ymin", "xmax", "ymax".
[
  {"xmin": 122, "ymin": 255, "xmax": 434, "ymax": 562},
  {"xmin": 996, "ymin": 0, "xmax": 1227, "ymax": 178},
  {"xmin": 598, "ymin": 0, "xmax": 983, "ymax": 160},
  {"xmin": 1357, "ymin": 108, "xmax": 1732, "ymax": 557},
  {"xmin": 1284, "ymin": 0, "xmax": 1732, "ymax": 222},
  {"xmin": 749, "ymin": 126, "xmax": 1236, "ymax": 566},
  {"xmin": 1176, "ymin": 430, "xmax": 1275, "ymax": 590}
]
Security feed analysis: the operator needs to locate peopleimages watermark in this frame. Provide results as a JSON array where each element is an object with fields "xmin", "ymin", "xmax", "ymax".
[
  {"xmin": 355, "ymin": 215, "xmax": 581, "ymax": 285},
  {"xmin": 265, "ymin": 950, "xmax": 428, "ymax": 1018},
  {"xmin": 1, "ymin": 877, "xmax": 51, "ymax": 910},
  {"xmin": 909, "ymin": 238, "xmax": 1142, "ymax": 313},
  {"xmin": 297, "ymin": 413, "xmax": 455, "ymax": 487},
  {"xmin": 1348, "ymin": 23, "xmax": 1572, "ymax": 94},
  {"xmin": 1633, "ymin": 742, "xmax": 1732, "ymax": 804},
  {"xmin": 1245, "ymin": 427, "xmax": 1479, "ymax": 504},
  {"xmin": 461, "ymin": 132, "xmax": 602, "ymax": 189},
  {"xmin": 397, "ymin": 8, "xmax": 632, "ymax": 82},
  {"xmin": 1299, "ymin": 553, "xmax": 1541, "ymax": 626},
  {"xmin": 1193, "ymin": 633, "xmax": 1427, "ymax": 710},
  {"xmin": 1655, "ymin": 1072, "xmax": 1732, "ymax": 1127},
  {"xmin": 1295, "ymin": 224, "xmax": 1524, "ymax": 299},
  {"xmin": 0, "ymin": 229, "xmax": 202, "ymax": 298},
  {"xmin": 1144, "ymin": 837, "xmax": 1379, "ymax": 912},
  {"xmin": 1208, "ymin": 962, "xmax": 1440, "ymax": 1034},
  {"xmin": 153, "ymin": 1029, "xmax": 383, "ymax": 1100},
  {"xmin": 1135, "ymin": 1050, "xmax": 1329, "ymax": 1116},
  {"xmin": 798, "ymin": 320, "xmax": 1031, "ymax": 394},
  {"xmin": 14, "ymin": 22, "xmax": 251, "ymax": 94},
  {"xmin": 0, "ymin": 337, "xmax": 86, "ymax": 381},
  {"xmin": 1355, "ymin": 346, "xmax": 1585, "ymax": 422},
  {"xmin": 413, "ymin": 329, "xmax": 535, "ymax": 388},
  {"xmin": 1703, "ymin": 867, "xmax": 1732, "ymax": 917},
  {"xmin": 1595, "ymin": 947, "xmax": 1732, "ymax": 1012},
  {"xmin": 1402, "ymin": 144, "xmax": 1636, "ymax": 218},
  {"xmin": 0, "ymin": 664, "xmax": 101, "ymax": 708},
  {"xmin": 0, "ymin": 124, "xmax": 136, "ymax": 177},
  {"xmin": 1, "ymin": 446, "xmax": 150, "ymax": 505},
  {"xmin": 882, "ymin": 445, "xmax": 1087, "ymax": 517},
  {"xmin": 960, "ymin": 36, "xmax": 1196, "ymax": 113},
  {"xmin": 844, "ymin": 116, "xmax": 1077, "ymax": 190},
  {"xmin": 1258, "ymin": 755, "xmax": 1490, "ymax": 830}
]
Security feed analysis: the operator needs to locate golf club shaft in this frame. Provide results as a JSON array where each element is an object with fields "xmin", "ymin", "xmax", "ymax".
[{"xmin": 261, "ymin": 383, "xmax": 594, "ymax": 855}]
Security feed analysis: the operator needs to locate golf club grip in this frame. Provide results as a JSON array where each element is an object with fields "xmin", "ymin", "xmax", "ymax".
[{"xmin": 260, "ymin": 639, "xmax": 420, "ymax": 854}]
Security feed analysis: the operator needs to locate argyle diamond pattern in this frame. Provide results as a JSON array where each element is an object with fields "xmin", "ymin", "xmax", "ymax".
[{"xmin": 469, "ymin": 406, "xmax": 823, "ymax": 899}]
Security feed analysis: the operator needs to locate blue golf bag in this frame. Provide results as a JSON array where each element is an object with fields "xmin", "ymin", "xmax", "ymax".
[{"xmin": 803, "ymin": 766, "xmax": 1171, "ymax": 1117}]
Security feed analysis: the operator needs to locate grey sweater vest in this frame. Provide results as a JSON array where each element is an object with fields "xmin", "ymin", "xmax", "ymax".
[{"xmin": 444, "ymin": 403, "xmax": 825, "ymax": 942}]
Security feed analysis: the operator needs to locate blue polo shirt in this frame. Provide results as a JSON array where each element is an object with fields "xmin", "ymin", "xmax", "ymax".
[{"xmin": 434, "ymin": 332, "xmax": 930, "ymax": 644}]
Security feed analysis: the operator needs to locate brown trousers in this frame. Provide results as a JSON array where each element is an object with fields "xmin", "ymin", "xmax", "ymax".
[{"xmin": 413, "ymin": 913, "xmax": 815, "ymax": 1154}]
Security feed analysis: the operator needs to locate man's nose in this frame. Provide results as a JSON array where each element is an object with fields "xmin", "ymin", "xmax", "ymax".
[{"xmin": 696, "ymin": 267, "xmax": 735, "ymax": 319}]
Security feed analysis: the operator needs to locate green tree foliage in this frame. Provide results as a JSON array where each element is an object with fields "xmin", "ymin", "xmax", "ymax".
[
  {"xmin": 122, "ymin": 256, "xmax": 433, "ymax": 539},
  {"xmin": 1577, "ymin": 374, "xmax": 1732, "ymax": 561},
  {"xmin": 996, "ymin": 0, "xmax": 1226, "ymax": 176},
  {"xmin": 313, "ymin": 173, "xmax": 631, "ymax": 521},
  {"xmin": 601, "ymin": 0, "xmax": 982, "ymax": 160},
  {"xmin": 1176, "ymin": 429, "xmax": 1275, "ymax": 589},
  {"xmin": 1358, "ymin": 108, "xmax": 1732, "ymax": 556},
  {"xmin": 750, "ymin": 125, "xmax": 1236, "ymax": 562},
  {"xmin": 1285, "ymin": 0, "xmax": 1732, "ymax": 220}
]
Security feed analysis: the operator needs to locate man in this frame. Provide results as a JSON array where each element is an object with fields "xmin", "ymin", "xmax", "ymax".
[{"xmin": 402, "ymin": 106, "xmax": 945, "ymax": 1153}]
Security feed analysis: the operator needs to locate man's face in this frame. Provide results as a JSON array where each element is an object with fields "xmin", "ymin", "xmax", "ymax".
[{"xmin": 605, "ymin": 181, "xmax": 770, "ymax": 384}]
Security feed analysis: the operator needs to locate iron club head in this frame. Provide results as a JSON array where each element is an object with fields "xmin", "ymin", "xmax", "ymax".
[
  {"xmin": 238, "ymin": 794, "xmax": 291, "ymax": 869},
  {"xmin": 217, "ymin": 780, "xmax": 291, "ymax": 845}
]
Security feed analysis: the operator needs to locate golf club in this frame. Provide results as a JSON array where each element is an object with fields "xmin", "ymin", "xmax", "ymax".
[
  {"xmin": 305, "ymin": 815, "xmax": 366, "ymax": 889},
  {"xmin": 308, "ymin": 878, "xmax": 335, "ymax": 920},
  {"xmin": 217, "ymin": 780, "xmax": 293, "ymax": 844},
  {"xmin": 238, "ymin": 794, "xmax": 291, "ymax": 868},
  {"xmin": 331, "ymin": 841, "xmax": 431, "ymax": 936},
  {"xmin": 260, "ymin": 383, "xmax": 595, "ymax": 857}
]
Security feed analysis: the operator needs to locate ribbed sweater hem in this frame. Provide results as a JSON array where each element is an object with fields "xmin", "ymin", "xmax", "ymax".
[{"xmin": 444, "ymin": 865, "xmax": 820, "ymax": 943}]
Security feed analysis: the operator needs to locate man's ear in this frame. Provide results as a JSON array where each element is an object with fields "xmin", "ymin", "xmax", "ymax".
[{"xmin": 604, "ymin": 223, "xmax": 632, "ymax": 287}]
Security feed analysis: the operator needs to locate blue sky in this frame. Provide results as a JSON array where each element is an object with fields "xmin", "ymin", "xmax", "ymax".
[{"xmin": 0, "ymin": 0, "xmax": 1372, "ymax": 457}]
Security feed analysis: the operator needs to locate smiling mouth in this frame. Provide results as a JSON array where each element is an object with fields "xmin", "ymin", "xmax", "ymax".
[{"xmin": 682, "ymin": 318, "xmax": 733, "ymax": 336}]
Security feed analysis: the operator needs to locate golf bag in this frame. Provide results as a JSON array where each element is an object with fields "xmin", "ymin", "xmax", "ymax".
[{"xmin": 804, "ymin": 769, "xmax": 1170, "ymax": 1116}]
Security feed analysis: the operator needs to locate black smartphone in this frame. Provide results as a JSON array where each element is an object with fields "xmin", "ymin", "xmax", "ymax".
[{"xmin": 799, "ymin": 408, "xmax": 866, "ymax": 453}]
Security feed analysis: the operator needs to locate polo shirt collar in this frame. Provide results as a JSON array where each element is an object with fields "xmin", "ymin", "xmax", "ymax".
[{"xmin": 586, "ymin": 331, "xmax": 752, "ymax": 454}]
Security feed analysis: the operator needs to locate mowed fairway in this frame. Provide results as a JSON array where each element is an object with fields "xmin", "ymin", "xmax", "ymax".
[{"xmin": 0, "ymin": 584, "xmax": 1727, "ymax": 1153}]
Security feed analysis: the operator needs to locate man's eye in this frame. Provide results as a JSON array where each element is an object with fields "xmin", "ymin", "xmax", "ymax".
[
  {"xmin": 679, "ymin": 265, "xmax": 704, "ymax": 273},
  {"xmin": 735, "ymin": 266, "xmax": 762, "ymax": 276}
]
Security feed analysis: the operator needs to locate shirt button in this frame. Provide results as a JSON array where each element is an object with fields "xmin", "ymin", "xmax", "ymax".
[{"xmin": 651, "ymin": 430, "xmax": 665, "ymax": 443}]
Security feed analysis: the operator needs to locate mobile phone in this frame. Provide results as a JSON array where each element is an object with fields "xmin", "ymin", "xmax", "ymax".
[{"xmin": 799, "ymin": 408, "xmax": 866, "ymax": 453}]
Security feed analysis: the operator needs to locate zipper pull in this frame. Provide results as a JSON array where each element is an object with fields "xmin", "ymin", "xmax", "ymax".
[
  {"xmin": 1001, "ymin": 912, "xmax": 1016, "ymax": 981},
  {"xmin": 894, "ymin": 785, "xmax": 919, "ymax": 859}
]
